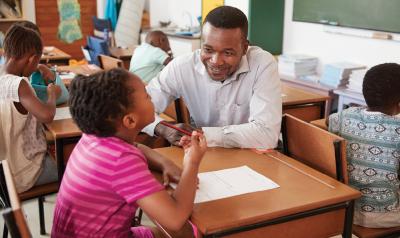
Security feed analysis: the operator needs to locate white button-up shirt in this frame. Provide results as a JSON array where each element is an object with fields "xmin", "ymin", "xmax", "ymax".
[{"xmin": 143, "ymin": 46, "xmax": 282, "ymax": 149}]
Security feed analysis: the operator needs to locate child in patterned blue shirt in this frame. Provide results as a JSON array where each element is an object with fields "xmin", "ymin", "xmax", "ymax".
[{"xmin": 329, "ymin": 63, "xmax": 400, "ymax": 228}]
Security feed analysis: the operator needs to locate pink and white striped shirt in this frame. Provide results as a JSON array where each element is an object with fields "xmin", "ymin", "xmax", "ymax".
[{"xmin": 52, "ymin": 134, "xmax": 163, "ymax": 237}]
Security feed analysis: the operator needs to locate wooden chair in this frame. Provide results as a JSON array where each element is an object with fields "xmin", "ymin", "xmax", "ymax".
[
  {"xmin": 19, "ymin": 182, "xmax": 58, "ymax": 235},
  {"xmin": 310, "ymin": 118, "xmax": 328, "ymax": 130},
  {"xmin": 92, "ymin": 16, "xmax": 115, "ymax": 47},
  {"xmin": 281, "ymin": 113, "xmax": 348, "ymax": 183},
  {"xmin": 98, "ymin": 54, "xmax": 124, "ymax": 70},
  {"xmin": 352, "ymin": 224, "xmax": 400, "ymax": 238},
  {"xmin": 282, "ymin": 114, "xmax": 400, "ymax": 237},
  {"xmin": 281, "ymin": 114, "xmax": 355, "ymax": 237},
  {"xmin": 0, "ymin": 160, "xmax": 32, "ymax": 238}
]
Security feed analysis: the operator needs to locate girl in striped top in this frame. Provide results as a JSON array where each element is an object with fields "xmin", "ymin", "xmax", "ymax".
[{"xmin": 52, "ymin": 68, "xmax": 206, "ymax": 237}]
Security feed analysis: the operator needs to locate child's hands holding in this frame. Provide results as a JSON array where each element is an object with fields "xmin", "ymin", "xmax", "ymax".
[
  {"xmin": 37, "ymin": 64, "xmax": 56, "ymax": 85},
  {"xmin": 179, "ymin": 131, "xmax": 207, "ymax": 166},
  {"xmin": 47, "ymin": 83, "xmax": 61, "ymax": 99}
]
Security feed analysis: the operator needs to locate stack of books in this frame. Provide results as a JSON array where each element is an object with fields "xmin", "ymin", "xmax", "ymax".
[
  {"xmin": 278, "ymin": 54, "xmax": 318, "ymax": 78},
  {"xmin": 320, "ymin": 62, "xmax": 366, "ymax": 88},
  {"xmin": 347, "ymin": 69, "xmax": 368, "ymax": 93}
]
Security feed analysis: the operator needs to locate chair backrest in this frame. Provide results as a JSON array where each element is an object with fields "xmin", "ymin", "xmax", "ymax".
[
  {"xmin": 98, "ymin": 54, "xmax": 123, "ymax": 70},
  {"xmin": 0, "ymin": 160, "xmax": 31, "ymax": 238},
  {"xmin": 281, "ymin": 114, "xmax": 348, "ymax": 184},
  {"xmin": 92, "ymin": 16, "xmax": 115, "ymax": 47},
  {"xmin": 86, "ymin": 36, "xmax": 110, "ymax": 66},
  {"xmin": 92, "ymin": 16, "xmax": 112, "ymax": 32}
]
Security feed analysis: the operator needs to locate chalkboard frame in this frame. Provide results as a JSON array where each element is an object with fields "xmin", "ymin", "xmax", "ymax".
[{"xmin": 292, "ymin": 0, "xmax": 400, "ymax": 34}]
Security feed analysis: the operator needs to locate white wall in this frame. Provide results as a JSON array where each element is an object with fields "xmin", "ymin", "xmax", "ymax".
[
  {"xmin": 224, "ymin": 0, "xmax": 248, "ymax": 18},
  {"xmin": 97, "ymin": 0, "xmax": 106, "ymax": 18},
  {"xmin": 148, "ymin": 0, "xmax": 249, "ymax": 29},
  {"xmin": 149, "ymin": 0, "xmax": 201, "ymax": 28},
  {"xmin": 22, "ymin": 0, "xmax": 35, "ymax": 22},
  {"xmin": 283, "ymin": 0, "xmax": 400, "ymax": 72}
]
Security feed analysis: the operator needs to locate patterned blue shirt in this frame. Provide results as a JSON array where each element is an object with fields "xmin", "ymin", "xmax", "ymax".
[{"xmin": 329, "ymin": 107, "xmax": 400, "ymax": 214}]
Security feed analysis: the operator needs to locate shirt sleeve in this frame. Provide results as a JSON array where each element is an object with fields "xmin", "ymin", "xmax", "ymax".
[
  {"xmin": 142, "ymin": 60, "xmax": 181, "ymax": 135},
  {"xmin": 112, "ymin": 151, "xmax": 164, "ymax": 204},
  {"xmin": 203, "ymin": 57, "xmax": 282, "ymax": 149},
  {"xmin": 151, "ymin": 47, "xmax": 169, "ymax": 65},
  {"xmin": 0, "ymin": 75, "xmax": 25, "ymax": 102}
]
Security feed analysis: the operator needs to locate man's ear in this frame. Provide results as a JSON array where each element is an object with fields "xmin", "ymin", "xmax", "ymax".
[
  {"xmin": 242, "ymin": 39, "xmax": 249, "ymax": 55},
  {"xmin": 122, "ymin": 113, "xmax": 137, "ymax": 129}
]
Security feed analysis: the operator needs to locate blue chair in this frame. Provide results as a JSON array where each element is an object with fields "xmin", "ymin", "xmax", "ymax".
[
  {"xmin": 86, "ymin": 36, "xmax": 110, "ymax": 66},
  {"xmin": 92, "ymin": 16, "xmax": 115, "ymax": 47}
]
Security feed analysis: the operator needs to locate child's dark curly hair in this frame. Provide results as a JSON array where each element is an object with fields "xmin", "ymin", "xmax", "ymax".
[
  {"xmin": 363, "ymin": 63, "xmax": 400, "ymax": 108},
  {"xmin": 69, "ymin": 68, "xmax": 133, "ymax": 137},
  {"xmin": 3, "ymin": 22, "xmax": 42, "ymax": 59}
]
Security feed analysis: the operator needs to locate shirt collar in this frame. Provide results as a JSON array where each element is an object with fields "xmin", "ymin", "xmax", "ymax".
[{"xmin": 194, "ymin": 49, "xmax": 250, "ymax": 82}]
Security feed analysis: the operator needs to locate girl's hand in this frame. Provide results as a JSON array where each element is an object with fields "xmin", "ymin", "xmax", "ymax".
[
  {"xmin": 47, "ymin": 83, "xmax": 61, "ymax": 99},
  {"xmin": 179, "ymin": 131, "xmax": 207, "ymax": 166},
  {"xmin": 162, "ymin": 161, "xmax": 181, "ymax": 187},
  {"xmin": 37, "ymin": 64, "xmax": 56, "ymax": 85}
]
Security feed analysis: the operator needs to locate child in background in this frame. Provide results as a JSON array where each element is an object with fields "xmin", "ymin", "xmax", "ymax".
[
  {"xmin": 329, "ymin": 63, "xmax": 400, "ymax": 228},
  {"xmin": 52, "ymin": 68, "xmax": 206, "ymax": 237},
  {"xmin": 17, "ymin": 20, "xmax": 69, "ymax": 105},
  {"xmin": 129, "ymin": 30, "xmax": 172, "ymax": 83},
  {"xmin": 0, "ymin": 23, "xmax": 60, "ymax": 192}
]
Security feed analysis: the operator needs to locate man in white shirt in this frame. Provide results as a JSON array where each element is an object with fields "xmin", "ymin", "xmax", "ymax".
[{"xmin": 143, "ymin": 6, "xmax": 282, "ymax": 149}]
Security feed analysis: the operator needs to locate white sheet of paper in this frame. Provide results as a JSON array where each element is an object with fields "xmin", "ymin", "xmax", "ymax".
[
  {"xmin": 171, "ymin": 166, "xmax": 280, "ymax": 203},
  {"xmin": 59, "ymin": 72, "xmax": 76, "ymax": 80},
  {"xmin": 54, "ymin": 107, "xmax": 72, "ymax": 120}
]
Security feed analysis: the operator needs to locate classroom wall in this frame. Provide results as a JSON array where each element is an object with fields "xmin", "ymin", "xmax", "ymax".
[
  {"xmin": 283, "ymin": 0, "xmax": 400, "ymax": 72},
  {"xmin": 35, "ymin": 0, "xmax": 96, "ymax": 60},
  {"xmin": 97, "ymin": 0, "xmax": 106, "ymax": 18},
  {"xmin": 149, "ymin": 0, "xmax": 201, "ymax": 28}
]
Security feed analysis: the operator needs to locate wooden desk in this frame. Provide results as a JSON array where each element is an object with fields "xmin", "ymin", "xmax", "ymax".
[
  {"xmin": 282, "ymin": 85, "xmax": 329, "ymax": 121},
  {"xmin": 40, "ymin": 47, "xmax": 71, "ymax": 65},
  {"xmin": 109, "ymin": 46, "xmax": 135, "ymax": 69},
  {"xmin": 155, "ymin": 147, "xmax": 361, "ymax": 238},
  {"xmin": 334, "ymin": 89, "xmax": 366, "ymax": 113},
  {"xmin": 45, "ymin": 116, "xmax": 81, "ymax": 183},
  {"xmin": 281, "ymin": 75, "xmax": 338, "ymax": 113},
  {"xmin": 57, "ymin": 64, "xmax": 102, "ymax": 87}
]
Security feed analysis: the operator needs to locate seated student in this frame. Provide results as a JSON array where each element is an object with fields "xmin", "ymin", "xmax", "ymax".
[
  {"xmin": 129, "ymin": 30, "xmax": 172, "ymax": 83},
  {"xmin": 329, "ymin": 63, "xmax": 400, "ymax": 228},
  {"xmin": 52, "ymin": 68, "xmax": 206, "ymax": 237},
  {"xmin": 17, "ymin": 20, "xmax": 69, "ymax": 105},
  {"xmin": 0, "ymin": 23, "xmax": 61, "ymax": 192}
]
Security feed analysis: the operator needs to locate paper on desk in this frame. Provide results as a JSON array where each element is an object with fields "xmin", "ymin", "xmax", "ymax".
[
  {"xmin": 54, "ymin": 107, "xmax": 72, "ymax": 120},
  {"xmin": 171, "ymin": 166, "xmax": 279, "ymax": 203},
  {"xmin": 59, "ymin": 72, "xmax": 76, "ymax": 80}
]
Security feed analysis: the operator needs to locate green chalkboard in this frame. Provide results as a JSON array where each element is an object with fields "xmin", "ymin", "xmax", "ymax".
[
  {"xmin": 248, "ymin": 0, "xmax": 284, "ymax": 55},
  {"xmin": 293, "ymin": 0, "xmax": 400, "ymax": 33}
]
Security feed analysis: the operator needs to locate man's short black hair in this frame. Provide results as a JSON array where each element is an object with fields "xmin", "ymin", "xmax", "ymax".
[
  {"xmin": 363, "ymin": 63, "xmax": 400, "ymax": 108},
  {"xmin": 69, "ymin": 68, "xmax": 133, "ymax": 137},
  {"xmin": 203, "ymin": 6, "xmax": 248, "ymax": 39}
]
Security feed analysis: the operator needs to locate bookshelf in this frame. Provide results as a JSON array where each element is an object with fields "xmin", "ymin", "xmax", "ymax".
[{"xmin": 0, "ymin": 0, "xmax": 35, "ymax": 33}]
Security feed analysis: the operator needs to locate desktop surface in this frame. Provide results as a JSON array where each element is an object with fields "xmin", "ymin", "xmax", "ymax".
[{"xmin": 155, "ymin": 147, "xmax": 360, "ymax": 236}]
